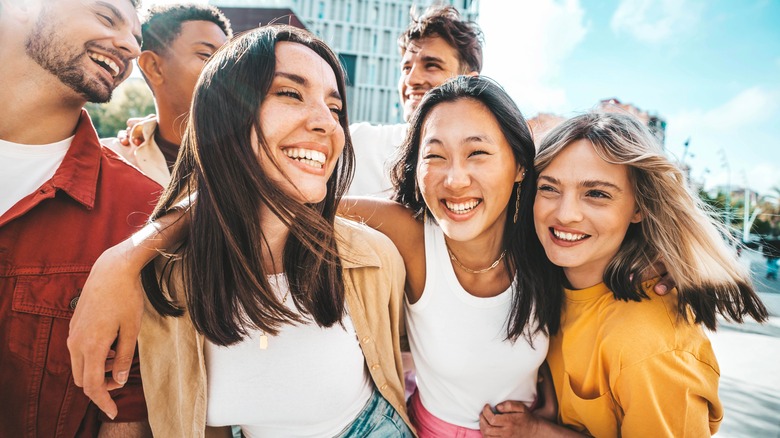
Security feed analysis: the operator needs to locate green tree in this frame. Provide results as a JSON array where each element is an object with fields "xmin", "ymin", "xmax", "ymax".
[{"xmin": 85, "ymin": 78, "xmax": 155, "ymax": 138}]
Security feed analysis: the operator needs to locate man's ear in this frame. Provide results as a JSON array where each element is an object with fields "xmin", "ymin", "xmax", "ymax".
[
  {"xmin": 466, "ymin": 70, "xmax": 478, "ymax": 77},
  {"xmin": 137, "ymin": 51, "xmax": 164, "ymax": 86}
]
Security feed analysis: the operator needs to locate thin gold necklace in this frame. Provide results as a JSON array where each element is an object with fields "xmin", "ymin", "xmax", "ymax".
[
  {"xmin": 447, "ymin": 246, "xmax": 507, "ymax": 274},
  {"xmin": 259, "ymin": 288, "xmax": 290, "ymax": 350}
]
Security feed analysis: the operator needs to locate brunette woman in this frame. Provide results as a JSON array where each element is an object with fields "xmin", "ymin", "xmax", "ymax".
[{"xmin": 81, "ymin": 25, "xmax": 413, "ymax": 437}]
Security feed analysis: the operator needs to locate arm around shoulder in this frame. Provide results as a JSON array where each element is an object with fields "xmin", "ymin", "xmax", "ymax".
[
  {"xmin": 68, "ymin": 209, "xmax": 189, "ymax": 419},
  {"xmin": 339, "ymin": 196, "xmax": 422, "ymax": 260}
]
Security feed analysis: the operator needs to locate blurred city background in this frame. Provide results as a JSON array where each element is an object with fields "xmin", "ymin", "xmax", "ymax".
[{"xmin": 88, "ymin": 1, "xmax": 780, "ymax": 435}]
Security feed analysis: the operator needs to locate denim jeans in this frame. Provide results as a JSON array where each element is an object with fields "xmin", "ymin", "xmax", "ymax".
[{"xmin": 334, "ymin": 389, "xmax": 414, "ymax": 437}]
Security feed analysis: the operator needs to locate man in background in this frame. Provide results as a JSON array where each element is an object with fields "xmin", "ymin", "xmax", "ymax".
[
  {"xmin": 0, "ymin": 0, "xmax": 158, "ymax": 435},
  {"xmin": 104, "ymin": 3, "xmax": 232, "ymax": 186},
  {"xmin": 348, "ymin": 5, "xmax": 483, "ymax": 195}
]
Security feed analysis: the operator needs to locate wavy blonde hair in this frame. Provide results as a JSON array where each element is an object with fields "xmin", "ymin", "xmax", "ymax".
[{"xmin": 535, "ymin": 112, "xmax": 767, "ymax": 329}]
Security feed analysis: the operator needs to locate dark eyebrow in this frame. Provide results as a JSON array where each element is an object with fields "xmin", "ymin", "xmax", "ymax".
[
  {"xmin": 421, "ymin": 135, "xmax": 493, "ymax": 150},
  {"xmin": 422, "ymin": 137, "xmax": 442, "ymax": 147},
  {"xmin": 275, "ymin": 71, "xmax": 306, "ymax": 85},
  {"xmin": 538, "ymin": 175, "xmax": 623, "ymax": 192},
  {"xmin": 420, "ymin": 55, "xmax": 445, "ymax": 64},
  {"xmin": 95, "ymin": 1, "xmax": 142, "ymax": 46},
  {"xmin": 580, "ymin": 179, "xmax": 623, "ymax": 192},
  {"xmin": 463, "ymin": 135, "xmax": 491, "ymax": 144},
  {"xmin": 274, "ymin": 71, "xmax": 342, "ymax": 101},
  {"xmin": 193, "ymin": 42, "xmax": 220, "ymax": 51}
]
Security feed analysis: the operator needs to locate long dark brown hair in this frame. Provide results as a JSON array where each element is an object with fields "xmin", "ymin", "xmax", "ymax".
[
  {"xmin": 141, "ymin": 25, "xmax": 355, "ymax": 346},
  {"xmin": 390, "ymin": 75, "xmax": 563, "ymax": 340}
]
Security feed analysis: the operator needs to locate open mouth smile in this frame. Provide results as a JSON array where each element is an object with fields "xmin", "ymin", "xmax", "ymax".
[
  {"xmin": 551, "ymin": 228, "xmax": 590, "ymax": 242},
  {"xmin": 406, "ymin": 93, "xmax": 425, "ymax": 104},
  {"xmin": 88, "ymin": 50, "xmax": 121, "ymax": 78},
  {"xmin": 444, "ymin": 199, "xmax": 481, "ymax": 215},
  {"xmin": 282, "ymin": 147, "xmax": 327, "ymax": 170}
]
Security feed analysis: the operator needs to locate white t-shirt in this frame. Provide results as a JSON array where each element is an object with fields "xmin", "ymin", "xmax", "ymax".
[
  {"xmin": 405, "ymin": 221, "xmax": 549, "ymax": 428},
  {"xmin": 347, "ymin": 122, "xmax": 407, "ymax": 197},
  {"xmin": 0, "ymin": 136, "xmax": 72, "ymax": 217},
  {"xmin": 205, "ymin": 274, "xmax": 373, "ymax": 438}
]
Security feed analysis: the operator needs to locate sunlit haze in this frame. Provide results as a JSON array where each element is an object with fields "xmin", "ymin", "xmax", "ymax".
[{"xmin": 141, "ymin": 0, "xmax": 780, "ymax": 193}]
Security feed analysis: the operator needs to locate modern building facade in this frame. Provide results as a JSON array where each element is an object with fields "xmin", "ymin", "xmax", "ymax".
[{"xmin": 211, "ymin": 0, "xmax": 480, "ymax": 124}]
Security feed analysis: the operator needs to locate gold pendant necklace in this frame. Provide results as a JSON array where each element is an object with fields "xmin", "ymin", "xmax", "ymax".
[
  {"xmin": 259, "ymin": 288, "xmax": 290, "ymax": 350},
  {"xmin": 447, "ymin": 246, "xmax": 506, "ymax": 274}
]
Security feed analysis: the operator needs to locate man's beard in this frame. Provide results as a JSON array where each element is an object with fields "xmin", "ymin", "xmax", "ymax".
[{"xmin": 24, "ymin": 10, "xmax": 117, "ymax": 103}]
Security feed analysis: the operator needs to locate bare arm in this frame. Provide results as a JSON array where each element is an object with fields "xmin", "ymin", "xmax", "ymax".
[
  {"xmin": 339, "ymin": 196, "xmax": 426, "ymax": 301},
  {"xmin": 339, "ymin": 196, "xmax": 417, "ymax": 237},
  {"xmin": 68, "ymin": 210, "xmax": 187, "ymax": 419}
]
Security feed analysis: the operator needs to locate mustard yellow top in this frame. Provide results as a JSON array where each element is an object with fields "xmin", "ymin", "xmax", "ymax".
[{"xmin": 547, "ymin": 280, "xmax": 722, "ymax": 437}]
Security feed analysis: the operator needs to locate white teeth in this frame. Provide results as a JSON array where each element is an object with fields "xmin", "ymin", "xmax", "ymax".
[
  {"xmin": 445, "ymin": 200, "xmax": 480, "ymax": 214},
  {"xmin": 283, "ymin": 148, "xmax": 326, "ymax": 169},
  {"xmin": 88, "ymin": 52, "xmax": 120, "ymax": 77},
  {"xmin": 553, "ymin": 229, "xmax": 588, "ymax": 242}
]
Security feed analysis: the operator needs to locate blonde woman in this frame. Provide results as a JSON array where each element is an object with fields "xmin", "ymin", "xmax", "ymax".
[{"xmin": 485, "ymin": 112, "xmax": 768, "ymax": 436}]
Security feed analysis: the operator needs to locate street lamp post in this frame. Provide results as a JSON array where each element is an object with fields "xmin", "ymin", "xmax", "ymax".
[
  {"xmin": 719, "ymin": 149, "xmax": 732, "ymax": 231},
  {"xmin": 742, "ymin": 170, "xmax": 752, "ymax": 242}
]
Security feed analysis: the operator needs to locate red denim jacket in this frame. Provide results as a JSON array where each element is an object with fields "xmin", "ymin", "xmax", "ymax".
[{"xmin": 0, "ymin": 111, "xmax": 161, "ymax": 437}]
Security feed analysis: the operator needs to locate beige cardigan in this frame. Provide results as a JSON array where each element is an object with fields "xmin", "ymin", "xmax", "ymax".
[{"xmin": 138, "ymin": 217, "xmax": 412, "ymax": 437}]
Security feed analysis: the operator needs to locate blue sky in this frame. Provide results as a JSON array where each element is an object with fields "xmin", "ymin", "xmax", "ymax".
[{"xmin": 480, "ymin": 0, "xmax": 780, "ymax": 194}]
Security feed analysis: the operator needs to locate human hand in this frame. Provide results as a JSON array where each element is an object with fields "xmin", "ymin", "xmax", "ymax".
[
  {"xmin": 68, "ymin": 243, "xmax": 146, "ymax": 420},
  {"xmin": 639, "ymin": 260, "xmax": 676, "ymax": 296},
  {"xmin": 479, "ymin": 401, "xmax": 539, "ymax": 437},
  {"xmin": 117, "ymin": 114, "xmax": 156, "ymax": 147},
  {"xmin": 533, "ymin": 362, "xmax": 558, "ymax": 422}
]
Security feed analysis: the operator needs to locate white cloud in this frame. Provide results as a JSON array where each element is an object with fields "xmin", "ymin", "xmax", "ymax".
[
  {"xmin": 610, "ymin": 0, "xmax": 704, "ymax": 44},
  {"xmin": 665, "ymin": 87, "xmax": 780, "ymax": 193},
  {"xmin": 672, "ymin": 87, "xmax": 779, "ymax": 132},
  {"xmin": 479, "ymin": 0, "xmax": 587, "ymax": 115}
]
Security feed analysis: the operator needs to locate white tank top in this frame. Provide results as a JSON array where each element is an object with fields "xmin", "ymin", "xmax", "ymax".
[
  {"xmin": 205, "ymin": 274, "xmax": 373, "ymax": 437},
  {"xmin": 405, "ymin": 222, "xmax": 549, "ymax": 428}
]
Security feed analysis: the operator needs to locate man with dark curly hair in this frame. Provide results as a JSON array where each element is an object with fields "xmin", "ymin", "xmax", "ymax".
[{"xmin": 104, "ymin": 3, "xmax": 232, "ymax": 186}]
